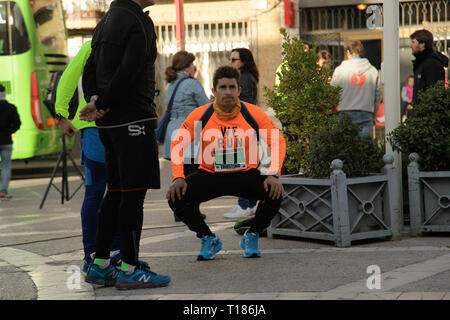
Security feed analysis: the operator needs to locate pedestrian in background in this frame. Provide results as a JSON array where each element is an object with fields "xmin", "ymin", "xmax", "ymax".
[
  {"xmin": 401, "ymin": 75, "xmax": 414, "ymax": 122},
  {"xmin": 163, "ymin": 51, "xmax": 210, "ymax": 161},
  {"xmin": 330, "ymin": 40, "xmax": 382, "ymax": 137},
  {"xmin": 318, "ymin": 49, "xmax": 332, "ymax": 68},
  {"xmin": 224, "ymin": 47, "xmax": 260, "ymax": 219},
  {"xmin": 162, "ymin": 51, "xmax": 210, "ymax": 222},
  {"xmin": 79, "ymin": 0, "xmax": 170, "ymax": 290},
  {"xmin": 0, "ymin": 84, "xmax": 21, "ymax": 201},
  {"xmin": 409, "ymin": 29, "xmax": 449, "ymax": 115}
]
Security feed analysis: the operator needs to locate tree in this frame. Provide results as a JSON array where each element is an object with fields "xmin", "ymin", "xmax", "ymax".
[
  {"xmin": 265, "ymin": 29, "xmax": 384, "ymax": 178},
  {"xmin": 388, "ymin": 81, "xmax": 450, "ymax": 171}
]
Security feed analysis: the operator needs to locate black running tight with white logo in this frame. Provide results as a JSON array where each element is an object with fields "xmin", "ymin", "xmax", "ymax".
[
  {"xmin": 94, "ymin": 189, "xmax": 147, "ymax": 266},
  {"xmin": 168, "ymin": 169, "xmax": 282, "ymax": 238}
]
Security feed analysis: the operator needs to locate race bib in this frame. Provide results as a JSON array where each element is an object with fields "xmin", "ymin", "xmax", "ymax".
[{"xmin": 214, "ymin": 147, "xmax": 247, "ymax": 172}]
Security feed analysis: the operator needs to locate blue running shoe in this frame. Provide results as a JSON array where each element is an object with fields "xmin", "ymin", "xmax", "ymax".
[
  {"xmin": 115, "ymin": 269, "xmax": 171, "ymax": 290},
  {"xmin": 82, "ymin": 254, "xmax": 94, "ymax": 275},
  {"xmin": 85, "ymin": 264, "xmax": 119, "ymax": 286},
  {"xmin": 83, "ymin": 252, "xmax": 151, "ymax": 274},
  {"xmin": 197, "ymin": 234, "xmax": 223, "ymax": 260},
  {"xmin": 240, "ymin": 230, "xmax": 261, "ymax": 258}
]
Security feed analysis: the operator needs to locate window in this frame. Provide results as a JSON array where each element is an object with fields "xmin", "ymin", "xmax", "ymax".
[{"xmin": 0, "ymin": 1, "xmax": 30, "ymax": 55}]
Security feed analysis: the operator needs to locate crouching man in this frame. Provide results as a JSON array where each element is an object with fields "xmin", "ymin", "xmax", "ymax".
[{"xmin": 167, "ymin": 66, "xmax": 286, "ymax": 259}]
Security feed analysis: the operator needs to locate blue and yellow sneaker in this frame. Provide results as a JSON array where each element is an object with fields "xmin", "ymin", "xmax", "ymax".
[
  {"xmin": 197, "ymin": 233, "xmax": 223, "ymax": 260},
  {"xmin": 115, "ymin": 268, "xmax": 171, "ymax": 290},
  {"xmin": 240, "ymin": 230, "xmax": 261, "ymax": 258},
  {"xmin": 85, "ymin": 264, "xmax": 119, "ymax": 286}
]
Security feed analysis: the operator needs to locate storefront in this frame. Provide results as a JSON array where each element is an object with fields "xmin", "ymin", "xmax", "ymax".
[{"xmin": 299, "ymin": 0, "xmax": 449, "ymax": 82}]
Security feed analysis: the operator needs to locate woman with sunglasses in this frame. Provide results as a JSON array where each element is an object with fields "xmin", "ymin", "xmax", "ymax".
[{"xmin": 225, "ymin": 47, "xmax": 260, "ymax": 219}]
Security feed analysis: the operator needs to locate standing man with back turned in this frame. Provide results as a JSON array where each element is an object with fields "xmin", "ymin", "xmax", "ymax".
[
  {"xmin": 55, "ymin": 40, "xmax": 150, "ymax": 274},
  {"xmin": 0, "ymin": 84, "xmax": 21, "ymax": 201},
  {"xmin": 330, "ymin": 40, "xmax": 382, "ymax": 137},
  {"xmin": 224, "ymin": 47, "xmax": 260, "ymax": 219},
  {"xmin": 79, "ymin": 0, "xmax": 170, "ymax": 290},
  {"xmin": 409, "ymin": 29, "xmax": 448, "ymax": 115}
]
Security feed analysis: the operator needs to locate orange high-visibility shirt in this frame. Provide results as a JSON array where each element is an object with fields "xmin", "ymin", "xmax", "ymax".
[{"xmin": 170, "ymin": 102, "xmax": 286, "ymax": 180}]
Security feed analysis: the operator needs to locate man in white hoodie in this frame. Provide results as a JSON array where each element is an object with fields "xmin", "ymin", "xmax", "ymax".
[{"xmin": 330, "ymin": 41, "xmax": 382, "ymax": 137}]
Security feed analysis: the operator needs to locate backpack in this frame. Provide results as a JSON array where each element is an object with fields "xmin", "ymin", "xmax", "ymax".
[
  {"xmin": 194, "ymin": 102, "xmax": 270, "ymax": 170},
  {"xmin": 196, "ymin": 101, "xmax": 259, "ymax": 140}
]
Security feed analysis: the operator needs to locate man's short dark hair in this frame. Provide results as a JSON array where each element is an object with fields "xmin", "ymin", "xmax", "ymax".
[
  {"xmin": 0, "ymin": 84, "xmax": 5, "ymax": 92},
  {"xmin": 410, "ymin": 29, "xmax": 434, "ymax": 51},
  {"xmin": 213, "ymin": 66, "xmax": 240, "ymax": 89},
  {"xmin": 346, "ymin": 41, "xmax": 364, "ymax": 57}
]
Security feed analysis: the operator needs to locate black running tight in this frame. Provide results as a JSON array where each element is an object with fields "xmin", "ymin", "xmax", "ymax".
[
  {"xmin": 94, "ymin": 189, "xmax": 147, "ymax": 266},
  {"xmin": 168, "ymin": 169, "xmax": 282, "ymax": 238}
]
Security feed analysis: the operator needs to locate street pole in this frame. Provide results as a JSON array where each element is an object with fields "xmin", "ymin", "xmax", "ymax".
[
  {"xmin": 175, "ymin": 0, "xmax": 185, "ymax": 51},
  {"xmin": 383, "ymin": 0, "xmax": 403, "ymax": 237}
]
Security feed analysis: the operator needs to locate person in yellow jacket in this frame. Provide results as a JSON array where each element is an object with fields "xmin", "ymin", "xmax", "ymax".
[
  {"xmin": 55, "ymin": 41, "xmax": 148, "ymax": 274},
  {"xmin": 167, "ymin": 66, "xmax": 286, "ymax": 259}
]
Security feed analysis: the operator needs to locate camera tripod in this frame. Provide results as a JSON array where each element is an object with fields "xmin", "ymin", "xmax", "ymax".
[{"xmin": 39, "ymin": 135, "xmax": 85, "ymax": 209}]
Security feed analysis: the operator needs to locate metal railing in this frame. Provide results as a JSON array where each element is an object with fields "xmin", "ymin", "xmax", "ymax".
[
  {"xmin": 408, "ymin": 153, "xmax": 450, "ymax": 235},
  {"xmin": 299, "ymin": 0, "xmax": 449, "ymax": 67},
  {"xmin": 300, "ymin": 0, "xmax": 448, "ymax": 32},
  {"xmin": 269, "ymin": 156, "xmax": 401, "ymax": 247}
]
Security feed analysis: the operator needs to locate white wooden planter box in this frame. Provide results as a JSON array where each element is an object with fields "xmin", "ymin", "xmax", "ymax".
[
  {"xmin": 268, "ymin": 155, "xmax": 402, "ymax": 247},
  {"xmin": 408, "ymin": 153, "xmax": 450, "ymax": 235}
]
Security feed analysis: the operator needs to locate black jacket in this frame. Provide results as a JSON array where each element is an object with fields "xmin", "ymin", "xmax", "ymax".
[
  {"xmin": 82, "ymin": 0, "xmax": 158, "ymax": 127},
  {"xmin": 412, "ymin": 49, "xmax": 449, "ymax": 104},
  {"xmin": 239, "ymin": 71, "xmax": 258, "ymax": 105},
  {"xmin": 0, "ymin": 99, "xmax": 21, "ymax": 145}
]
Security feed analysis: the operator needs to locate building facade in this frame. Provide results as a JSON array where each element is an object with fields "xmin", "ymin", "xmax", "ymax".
[
  {"xmin": 62, "ymin": 0, "xmax": 297, "ymax": 115},
  {"xmin": 299, "ymin": 0, "xmax": 449, "ymax": 87},
  {"xmin": 61, "ymin": 0, "xmax": 449, "ymax": 117}
]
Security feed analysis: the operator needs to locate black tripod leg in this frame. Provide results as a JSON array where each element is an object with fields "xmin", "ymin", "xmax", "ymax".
[
  {"xmin": 39, "ymin": 151, "xmax": 64, "ymax": 209},
  {"xmin": 61, "ymin": 149, "xmax": 67, "ymax": 204},
  {"xmin": 62, "ymin": 136, "xmax": 70, "ymax": 203},
  {"xmin": 67, "ymin": 151, "xmax": 85, "ymax": 181},
  {"xmin": 66, "ymin": 151, "xmax": 85, "ymax": 201},
  {"xmin": 39, "ymin": 135, "xmax": 87, "ymax": 207}
]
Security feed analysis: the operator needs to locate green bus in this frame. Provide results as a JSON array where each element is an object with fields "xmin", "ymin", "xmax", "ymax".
[{"xmin": 0, "ymin": 0, "xmax": 74, "ymax": 160}]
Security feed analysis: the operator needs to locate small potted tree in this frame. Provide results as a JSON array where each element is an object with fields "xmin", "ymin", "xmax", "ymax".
[
  {"xmin": 388, "ymin": 81, "xmax": 450, "ymax": 235},
  {"xmin": 265, "ymin": 30, "xmax": 401, "ymax": 247}
]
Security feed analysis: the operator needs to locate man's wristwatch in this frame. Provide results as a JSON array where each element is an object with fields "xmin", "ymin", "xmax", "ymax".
[{"xmin": 55, "ymin": 113, "xmax": 65, "ymax": 121}]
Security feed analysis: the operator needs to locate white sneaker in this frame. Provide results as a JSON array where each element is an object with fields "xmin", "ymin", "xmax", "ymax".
[{"xmin": 224, "ymin": 206, "xmax": 252, "ymax": 219}]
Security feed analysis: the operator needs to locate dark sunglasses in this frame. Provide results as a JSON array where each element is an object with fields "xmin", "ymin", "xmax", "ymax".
[{"xmin": 231, "ymin": 58, "xmax": 240, "ymax": 62}]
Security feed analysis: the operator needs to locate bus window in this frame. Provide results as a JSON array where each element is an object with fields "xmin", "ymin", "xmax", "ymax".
[
  {"xmin": 31, "ymin": 0, "xmax": 66, "ymax": 51},
  {"xmin": 0, "ymin": 2, "xmax": 31, "ymax": 55}
]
